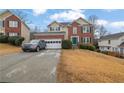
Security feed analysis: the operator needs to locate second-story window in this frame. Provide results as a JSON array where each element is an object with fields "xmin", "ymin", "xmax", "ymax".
[
  {"xmin": 73, "ymin": 27, "xmax": 77, "ymax": 34},
  {"xmin": 56, "ymin": 27, "xmax": 60, "ymax": 31},
  {"xmin": 9, "ymin": 21, "xmax": 18, "ymax": 28},
  {"xmin": 50, "ymin": 27, "xmax": 53, "ymax": 31},
  {"xmin": 83, "ymin": 26, "xmax": 90, "ymax": 33}
]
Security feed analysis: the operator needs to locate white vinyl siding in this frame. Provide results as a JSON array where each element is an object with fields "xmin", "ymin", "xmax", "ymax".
[
  {"xmin": 9, "ymin": 21, "xmax": 18, "ymax": 28},
  {"xmin": 73, "ymin": 27, "xmax": 77, "ymax": 34}
]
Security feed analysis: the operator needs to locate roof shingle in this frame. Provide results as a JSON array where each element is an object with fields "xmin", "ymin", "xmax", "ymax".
[{"xmin": 100, "ymin": 32, "xmax": 124, "ymax": 40}]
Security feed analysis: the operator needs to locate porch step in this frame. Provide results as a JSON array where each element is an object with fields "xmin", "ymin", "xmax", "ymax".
[{"xmin": 72, "ymin": 45, "xmax": 79, "ymax": 49}]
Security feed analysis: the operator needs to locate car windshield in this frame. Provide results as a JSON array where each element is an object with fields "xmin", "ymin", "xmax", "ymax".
[{"xmin": 30, "ymin": 40, "xmax": 39, "ymax": 44}]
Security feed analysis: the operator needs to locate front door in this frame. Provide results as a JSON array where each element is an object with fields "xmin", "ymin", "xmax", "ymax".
[{"xmin": 72, "ymin": 37, "xmax": 78, "ymax": 45}]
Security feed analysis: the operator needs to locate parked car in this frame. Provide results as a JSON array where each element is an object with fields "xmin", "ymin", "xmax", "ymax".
[{"xmin": 22, "ymin": 39, "xmax": 46, "ymax": 52}]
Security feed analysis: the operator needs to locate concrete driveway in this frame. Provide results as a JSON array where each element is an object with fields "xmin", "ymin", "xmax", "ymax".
[{"xmin": 0, "ymin": 50, "xmax": 61, "ymax": 83}]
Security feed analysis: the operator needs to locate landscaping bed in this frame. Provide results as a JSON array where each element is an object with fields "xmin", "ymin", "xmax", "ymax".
[{"xmin": 57, "ymin": 49, "xmax": 124, "ymax": 83}]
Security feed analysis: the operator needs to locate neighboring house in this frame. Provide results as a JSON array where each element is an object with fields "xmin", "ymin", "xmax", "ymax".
[
  {"xmin": 0, "ymin": 10, "xmax": 30, "ymax": 43},
  {"xmin": 33, "ymin": 17, "xmax": 94, "ymax": 49},
  {"xmin": 98, "ymin": 32, "xmax": 124, "ymax": 55}
]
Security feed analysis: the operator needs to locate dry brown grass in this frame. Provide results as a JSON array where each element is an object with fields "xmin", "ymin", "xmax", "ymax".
[
  {"xmin": 0, "ymin": 43, "xmax": 21, "ymax": 56},
  {"xmin": 57, "ymin": 49, "xmax": 124, "ymax": 83}
]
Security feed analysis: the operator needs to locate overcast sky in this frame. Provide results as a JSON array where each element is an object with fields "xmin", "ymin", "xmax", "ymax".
[{"xmin": 0, "ymin": 9, "xmax": 124, "ymax": 33}]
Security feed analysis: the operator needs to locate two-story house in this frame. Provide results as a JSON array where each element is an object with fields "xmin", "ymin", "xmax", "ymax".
[
  {"xmin": 33, "ymin": 17, "xmax": 94, "ymax": 49},
  {"xmin": 0, "ymin": 10, "xmax": 30, "ymax": 43},
  {"xmin": 98, "ymin": 32, "xmax": 124, "ymax": 55}
]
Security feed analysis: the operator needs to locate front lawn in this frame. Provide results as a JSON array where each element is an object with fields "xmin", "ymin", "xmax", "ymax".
[
  {"xmin": 57, "ymin": 49, "xmax": 124, "ymax": 83},
  {"xmin": 0, "ymin": 43, "xmax": 21, "ymax": 56}
]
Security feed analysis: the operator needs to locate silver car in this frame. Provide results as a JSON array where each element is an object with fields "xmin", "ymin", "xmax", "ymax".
[{"xmin": 22, "ymin": 39, "xmax": 46, "ymax": 52}]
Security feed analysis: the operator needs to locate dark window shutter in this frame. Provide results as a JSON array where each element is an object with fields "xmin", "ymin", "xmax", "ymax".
[
  {"xmin": 90, "ymin": 27, "xmax": 92, "ymax": 33},
  {"xmin": 3, "ymin": 21, "xmax": 4, "ymax": 27},
  {"xmin": 17, "ymin": 21, "xmax": 19, "ymax": 27},
  {"xmin": 90, "ymin": 38, "xmax": 92, "ymax": 43},
  {"xmin": 50, "ymin": 27, "xmax": 52, "ymax": 31},
  {"xmin": 81, "ymin": 26, "xmax": 83, "ymax": 33},
  {"xmin": 7, "ymin": 21, "xmax": 9, "ymax": 27}
]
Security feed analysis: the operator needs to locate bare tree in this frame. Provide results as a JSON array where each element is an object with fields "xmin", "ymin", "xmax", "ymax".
[
  {"xmin": 88, "ymin": 15, "xmax": 108, "ymax": 38},
  {"xmin": 11, "ymin": 9, "xmax": 32, "ymax": 24},
  {"xmin": 88, "ymin": 15, "xmax": 99, "ymax": 31},
  {"xmin": 98, "ymin": 25, "xmax": 108, "ymax": 38}
]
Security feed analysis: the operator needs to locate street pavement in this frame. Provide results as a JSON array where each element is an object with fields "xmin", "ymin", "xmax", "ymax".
[{"xmin": 0, "ymin": 50, "xmax": 61, "ymax": 83}]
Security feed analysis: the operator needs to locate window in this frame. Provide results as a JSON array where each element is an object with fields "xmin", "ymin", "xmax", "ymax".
[
  {"xmin": 55, "ymin": 27, "xmax": 60, "ymax": 31},
  {"xmin": 9, "ymin": 33, "xmax": 18, "ymax": 36},
  {"xmin": 58, "ymin": 27, "xmax": 60, "ymax": 31},
  {"xmin": 9, "ymin": 21, "xmax": 18, "ymax": 27},
  {"xmin": 83, "ymin": 37, "xmax": 91, "ymax": 44},
  {"xmin": 50, "ymin": 27, "xmax": 60, "ymax": 31},
  {"xmin": 73, "ymin": 27, "xmax": 77, "ymax": 34},
  {"xmin": 83, "ymin": 26, "xmax": 90, "ymax": 33},
  {"xmin": 108, "ymin": 40, "xmax": 111, "ymax": 44},
  {"xmin": 50, "ymin": 27, "xmax": 53, "ymax": 31}
]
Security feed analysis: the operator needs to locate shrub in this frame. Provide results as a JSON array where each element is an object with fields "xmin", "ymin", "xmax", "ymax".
[
  {"xmin": 79, "ymin": 44, "xmax": 96, "ymax": 51},
  {"xmin": 8, "ymin": 36, "xmax": 17, "ymax": 45},
  {"xmin": 8, "ymin": 36, "xmax": 24, "ymax": 46},
  {"xmin": 62, "ymin": 40, "xmax": 72, "ymax": 49},
  {"xmin": 101, "ymin": 51, "xmax": 108, "ymax": 55},
  {"xmin": 79, "ymin": 45, "xmax": 88, "ymax": 49},
  {"xmin": 87, "ymin": 46, "xmax": 96, "ymax": 51},
  {"xmin": 0, "ymin": 35, "xmax": 8, "ymax": 43},
  {"xmin": 96, "ymin": 49, "xmax": 101, "ymax": 52},
  {"xmin": 15, "ymin": 37, "xmax": 24, "ymax": 46}
]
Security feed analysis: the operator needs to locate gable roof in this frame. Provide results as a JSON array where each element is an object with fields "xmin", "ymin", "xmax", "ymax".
[
  {"xmin": 0, "ymin": 10, "xmax": 13, "ymax": 19},
  {"xmin": 48, "ymin": 17, "xmax": 92, "ymax": 27},
  {"xmin": 0, "ymin": 10, "xmax": 30, "ymax": 30},
  {"xmin": 100, "ymin": 32, "xmax": 124, "ymax": 40},
  {"xmin": 47, "ymin": 21, "xmax": 60, "ymax": 27},
  {"xmin": 59, "ymin": 22, "xmax": 71, "ymax": 25},
  {"xmin": 75, "ymin": 17, "xmax": 91, "ymax": 25},
  {"xmin": 119, "ymin": 42, "xmax": 124, "ymax": 47}
]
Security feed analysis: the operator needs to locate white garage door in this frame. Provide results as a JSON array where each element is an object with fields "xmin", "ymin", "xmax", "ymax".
[{"xmin": 45, "ymin": 39, "xmax": 62, "ymax": 49}]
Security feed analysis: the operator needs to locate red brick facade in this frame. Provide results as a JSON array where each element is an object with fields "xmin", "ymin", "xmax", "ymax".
[
  {"xmin": 33, "ymin": 17, "xmax": 94, "ymax": 45},
  {"xmin": 68, "ymin": 21, "xmax": 94, "ymax": 44},
  {"xmin": 34, "ymin": 35, "xmax": 65, "ymax": 39},
  {"xmin": 4, "ymin": 15, "xmax": 21, "ymax": 36}
]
